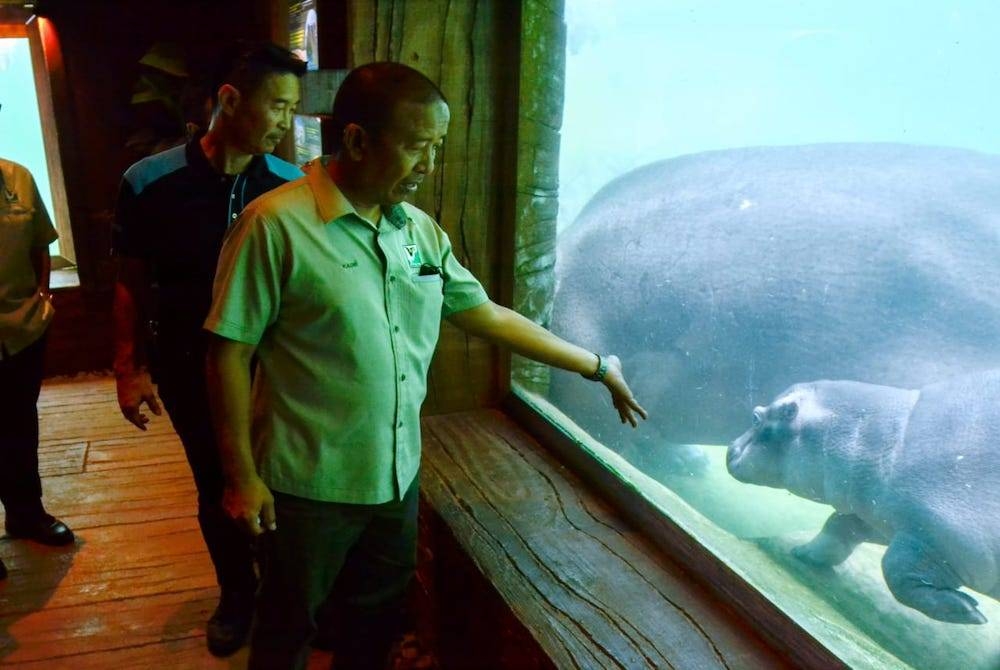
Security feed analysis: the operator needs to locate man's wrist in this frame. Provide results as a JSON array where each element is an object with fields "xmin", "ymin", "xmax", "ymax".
[
  {"xmin": 113, "ymin": 362, "xmax": 147, "ymax": 379},
  {"xmin": 227, "ymin": 468, "xmax": 262, "ymax": 489},
  {"xmin": 581, "ymin": 353, "xmax": 609, "ymax": 382}
]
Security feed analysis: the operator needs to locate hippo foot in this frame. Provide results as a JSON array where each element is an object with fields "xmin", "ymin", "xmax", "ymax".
[
  {"xmin": 791, "ymin": 541, "xmax": 841, "ymax": 568},
  {"xmin": 894, "ymin": 585, "xmax": 987, "ymax": 625},
  {"xmin": 792, "ymin": 513, "xmax": 878, "ymax": 567},
  {"xmin": 656, "ymin": 443, "xmax": 710, "ymax": 478},
  {"xmin": 619, "ymin": 439, "xmax": 710, "ymax": 479},
  {"xmin": 882, "ymin": 532, "xmax": 988, "ymax": 624}
]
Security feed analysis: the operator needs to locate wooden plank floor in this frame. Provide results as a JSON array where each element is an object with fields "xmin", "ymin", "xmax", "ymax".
[{"xmin": 0, "ymin": 376, "xmax": 333, "ymax": 669}]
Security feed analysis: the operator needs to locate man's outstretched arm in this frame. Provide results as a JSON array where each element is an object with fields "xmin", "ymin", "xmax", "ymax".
[{"xmin": 447, "ymin": 301, "xmax": 648, "ymax": 427}]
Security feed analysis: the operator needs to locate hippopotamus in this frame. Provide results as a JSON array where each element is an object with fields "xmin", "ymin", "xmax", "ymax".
[
  {"xmin": 726, "ymin": 371, "xmax": 1000, "ymax": 624},
  {"xmin": 549, "ymin": 143, "xmax": 1000, "ymax": 470}
]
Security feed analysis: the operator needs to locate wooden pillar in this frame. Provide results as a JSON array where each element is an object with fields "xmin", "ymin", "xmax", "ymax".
[{"xmin": 511, "ymin": 0, "xmax": 564, "ymax": 395}]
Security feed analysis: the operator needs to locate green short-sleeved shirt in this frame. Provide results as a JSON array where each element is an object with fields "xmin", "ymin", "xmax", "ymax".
[
  {"xmin": 0, "ymin": 159, "xmax": 58, "ymax": 359},
  {"xmin": 204, "ymin": 157, "xmax": 489, "ymax": 503}
]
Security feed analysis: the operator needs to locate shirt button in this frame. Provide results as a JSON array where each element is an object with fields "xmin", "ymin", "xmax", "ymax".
[
  {"xmin": 389, "ymin": 275, "xmax": 396, "ymax": 282},
  {"xmin": 394, "ymin": 326, "xmax": 400, "ymax": 333},
  {"xmin": 400, "ymin": 374, "xmax": 406, "ymax": 381},
  {"xmin": 397, "ymin": 421, "xmax": 403, "ymax": 428},
  {"xmin": 231, "ymin": 213, "xmax": 238, "ymax": 220}
]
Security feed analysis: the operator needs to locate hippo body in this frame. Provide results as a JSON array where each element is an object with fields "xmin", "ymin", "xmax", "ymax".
[
  {"xmin": 726, "ymin": 371, "xmax": 1000, "ymax": 624},
  {"xmin": 549, "ymin": 144, "xmax": 1000, "ymax": 465}
]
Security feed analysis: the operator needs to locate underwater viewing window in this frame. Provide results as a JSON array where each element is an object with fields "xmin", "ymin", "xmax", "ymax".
[
  {"xmin": 511, "ymin": 2, "xmax": 1000, "ymax": 669},
  {"xmin": 0, "ymin": 17, "xmax": 75, "ymax": 274}
]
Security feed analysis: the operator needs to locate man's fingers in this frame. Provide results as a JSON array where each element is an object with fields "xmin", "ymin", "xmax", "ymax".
[
  {"xmin": 246, "ymin": 497, "xmax": 276, "ymax": 536},
  {"xmin": 618, "ymin": 404, "xmax": 637, "ymax": 428},
  {"xmin": 245, "ymin": 509, "xmax": 266, "ymax": 536},
  {"xmin": 123, "ymin": 407, "xmax": 148, "ymax": 431},
  {"xmin": 261, "ymin": 498, "xmax": 277, "ymax": 532},
  {"xmin": 146, "ymin": 395, "xmax": 163, "ymax": 416}
]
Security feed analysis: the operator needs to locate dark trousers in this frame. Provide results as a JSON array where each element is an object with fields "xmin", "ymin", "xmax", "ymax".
[
  {"xmin": 0, "ymin": 333, "xmax": 48, "ymax": 519},
  {"xmin": 156, "ymin": 356, "xmax": 257, "ymax": 598},
  {"xmin": 248, "ymin": 476, "xmax": 420, "ymax": 670}
]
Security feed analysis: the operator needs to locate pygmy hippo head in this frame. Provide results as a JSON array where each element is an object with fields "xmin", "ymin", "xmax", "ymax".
[{"xmin": 726, "ymin": 393, "xmax": 801, "ymax": 488}]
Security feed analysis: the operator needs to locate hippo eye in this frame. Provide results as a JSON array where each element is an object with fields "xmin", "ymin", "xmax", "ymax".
[{"xmin": 752, "ymin": 408, "xmax": 764, "ymax": 427}]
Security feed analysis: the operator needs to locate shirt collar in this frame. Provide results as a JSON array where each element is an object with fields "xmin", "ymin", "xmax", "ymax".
[
  {"xmin": 303, "ymin": 156, "xmax": 408, "ymax": 230},
  {"xmin": 185, "ymin": 133, "xmax": 268, "ymax": 179}
]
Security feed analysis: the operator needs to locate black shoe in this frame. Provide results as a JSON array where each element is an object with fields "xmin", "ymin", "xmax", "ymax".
[
  {"xmin": 385, "ymin": 632, "xmax": 439, "ymax": 670},
  {"xmin": 0, "ymin": 557, "xmax": 6, "ymax": 580},
  {"xmin": 206, "ymin": 592, "xmax": 254, "ymax": 657},
  {"xmin": 5, "ymin": 513, "xmax": 75, "ymax": 546}
]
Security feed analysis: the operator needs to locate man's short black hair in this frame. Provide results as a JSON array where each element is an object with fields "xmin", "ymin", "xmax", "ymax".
[
  {"xmin": 331, "ymin": 62, "xmax": 447, "ymax": 151},
  {"xmin": 207, "ymin": 41, "xmax": 306, "ymax": 105}
]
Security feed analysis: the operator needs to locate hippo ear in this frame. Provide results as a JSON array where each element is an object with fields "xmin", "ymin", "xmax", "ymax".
[{"xmin": 778, "ymin": 401, "xmax": 799, "ymax": 422}]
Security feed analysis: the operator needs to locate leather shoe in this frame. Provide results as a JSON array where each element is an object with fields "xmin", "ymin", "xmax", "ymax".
[
  {"xmin": 5, "ymin": 514, "xmax": 75, "ymax": 546},
  {"xmin": 206, "ymin": 592, "xmax": 254, "ymax": 657},
  {"xmin": 0, "ymin": 557, "xmax": 6, "ymax": 580}
]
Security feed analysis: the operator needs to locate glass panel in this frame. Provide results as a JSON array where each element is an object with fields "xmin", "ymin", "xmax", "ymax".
[
  {"xmin": 293, "ymin": 114, "xmax": 323, "ymax": 166},
  {"xmin": 289, "ymin": 0, "xmax": 319, "ymax": 71},
  {"xmin": 0, "ymin": 36, "xmax": 60, "ymax": 257},
  {"xmin": 512, "ymin": 2, "xmax": 1000, "ymax": 668}
]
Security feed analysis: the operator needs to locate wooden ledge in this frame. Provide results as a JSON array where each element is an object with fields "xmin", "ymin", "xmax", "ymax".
[{"xmin": 419, "ymin": 409, "xmax": 792, "ymax": 669}]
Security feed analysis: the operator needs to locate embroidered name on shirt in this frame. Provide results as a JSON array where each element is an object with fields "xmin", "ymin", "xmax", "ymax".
[{"xmin": 342, "ymin": 260, "xmax": 359, "ymax": 269}]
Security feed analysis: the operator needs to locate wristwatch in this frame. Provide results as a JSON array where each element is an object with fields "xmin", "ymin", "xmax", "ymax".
[{"xmin": 582, "ymin": 353, "xmax": 609, "ymax": 382}]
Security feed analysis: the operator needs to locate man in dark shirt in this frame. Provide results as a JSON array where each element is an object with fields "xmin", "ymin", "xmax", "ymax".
[{"xmin": 111, "ymin": 42, "xmax": 305, "ymax": 657}]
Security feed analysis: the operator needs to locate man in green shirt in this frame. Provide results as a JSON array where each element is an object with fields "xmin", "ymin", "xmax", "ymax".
[{"xmin": 204, "ymin": 62, "xmax": 646, "ymax": 669}]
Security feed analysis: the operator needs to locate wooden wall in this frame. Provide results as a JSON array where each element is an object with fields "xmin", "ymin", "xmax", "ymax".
[{"xmin": 511, "ymin": 0, "xmax": 564, "ymax": 396}]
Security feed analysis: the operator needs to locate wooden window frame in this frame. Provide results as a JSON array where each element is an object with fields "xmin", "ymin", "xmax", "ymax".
[{"xmin": 1, "ymin": 10, "xmax": 76, "ymax": 270}]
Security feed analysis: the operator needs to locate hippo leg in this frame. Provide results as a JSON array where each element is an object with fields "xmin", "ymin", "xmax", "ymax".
[
  {"xmin": 617, "ymin": 429, "xmax": 710, "ymax": 479},
  {"xmin": 792, "ymin": 513, "xmax": 879, "ymax": 566},
  {"xmin": 882, "ymin": 531, "xmax": 987, "ymax": 624}
]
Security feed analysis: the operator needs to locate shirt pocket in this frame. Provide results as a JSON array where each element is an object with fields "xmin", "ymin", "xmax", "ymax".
[
  {"xmin": 400, "ymin": 274, "xmax": 444, "ymax": 341},
  {"xmin": 413, "ymin": 274, "xmax": 443, "ymax": 284}
]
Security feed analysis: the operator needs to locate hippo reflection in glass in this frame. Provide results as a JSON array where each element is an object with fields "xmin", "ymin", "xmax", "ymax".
[{"xmin": 726, "ymin": 370, "xmax": 1000, "ymax": 624}]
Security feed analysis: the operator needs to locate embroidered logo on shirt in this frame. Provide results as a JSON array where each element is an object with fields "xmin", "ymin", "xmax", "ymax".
[
  {"xmin": 342, "ymin": 260, "xmax": 359, "ymax": 269},
  {"xmin": 402, "ymin": 244, "xmax": 422, "ymax": 268},
  {"xmin": 2, "ymin": 182, "xmax": 18, "ymax": 205}
]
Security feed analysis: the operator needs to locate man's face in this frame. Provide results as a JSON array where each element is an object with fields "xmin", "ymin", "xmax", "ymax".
[
  {"xmin": 231, "ymin": 72, "xmax": 300, "ymax": 154},
  {"xmin": 361, "ymin": 99, "xmax": 450, "ymax": 207}
]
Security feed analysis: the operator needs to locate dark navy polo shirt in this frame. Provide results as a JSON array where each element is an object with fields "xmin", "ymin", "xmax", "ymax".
[{"xmin": 112, "ymin": 136, "xmax": 302, "ymax": 355}]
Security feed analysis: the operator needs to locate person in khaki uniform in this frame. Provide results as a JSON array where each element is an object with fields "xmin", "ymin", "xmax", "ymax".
[
  {"xmin": 204, "ymin": 62, "xmax": 647, "ymax": 669},
  {"xmin": 0, "ymin": 158, "xmax": 74, "ymax": 583}
]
